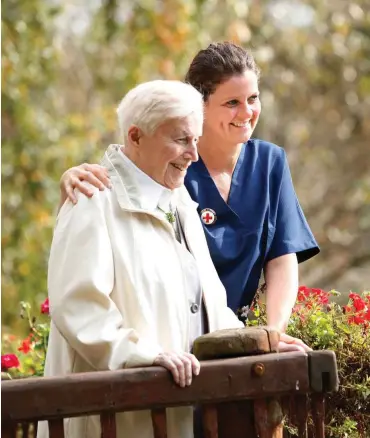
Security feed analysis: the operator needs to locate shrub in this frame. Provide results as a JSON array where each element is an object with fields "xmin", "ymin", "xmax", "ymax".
[
  {"xmin": 246, "ymin": 287, "xmax": 370, "ymax": 438},
  {"xmin": 1, "ymin": 299, "xmax": 49, "ymax": 379}
]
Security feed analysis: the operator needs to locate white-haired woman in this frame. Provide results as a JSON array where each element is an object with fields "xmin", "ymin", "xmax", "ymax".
[{"xmin": 39, "ymin": 80, "xmax": 243, "ymax": 438}]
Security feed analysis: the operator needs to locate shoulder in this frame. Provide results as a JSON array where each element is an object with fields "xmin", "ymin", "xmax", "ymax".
[
  {"xmin": 57, "ymin": 184, "xmax": 113, "ymax": 230},
  {"xmin": 246, "ymin": 138, "xmax": 287, "ymax": 180},
  {"xmin": 248, "ymin": 138, "xmax": 286, "ymax": 163}
]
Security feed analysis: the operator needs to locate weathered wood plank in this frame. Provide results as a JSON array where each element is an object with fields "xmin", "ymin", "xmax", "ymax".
[
  {"xmin": 2, "ymin": 353, "xmax": 310, "ymax": 423},
  {"xmin": 151, "ymin": 408, "xmax": 167, "ymax": 438},
  {"xmin": 202, "ymin": 404, "xmax": 218, "ymax": 438},
  {"xmin": 100, "ymin": 412, "xmax": 116, "ymax": 438},
  {"xmin": 48, "ymin": 418, "xmax": 64, "ymax": 438},
  {"xmin": 254, "ymin": 398, "xmax": 283, "ymax": 438},
  {"xmin": 193, "ymin": 326, "xmax": 280, "ymax": 360}
]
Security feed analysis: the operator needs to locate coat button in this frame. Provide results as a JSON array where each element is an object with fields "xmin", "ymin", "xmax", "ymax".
[{"xmin": 190, "ymin": 303, "xmax": 199, "ymax": 314}]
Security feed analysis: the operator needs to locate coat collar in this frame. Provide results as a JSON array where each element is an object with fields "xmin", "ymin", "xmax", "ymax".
[{"xmin": 101, "ymin": 144, "xmax": 198, "ymax": 213}]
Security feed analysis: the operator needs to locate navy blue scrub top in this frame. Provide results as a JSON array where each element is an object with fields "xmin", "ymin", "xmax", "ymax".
[{"xmin": 185, "ymin": 139, "xmax": 319, "ymax": 312}]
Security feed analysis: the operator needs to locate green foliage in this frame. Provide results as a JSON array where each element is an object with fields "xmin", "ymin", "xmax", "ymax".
[
  {"xmin": 2, "ymin": 1, "xmax": 369, "ymax": 336},
  {"xmin": 247, "ymin": 287, "xmax": 370, "ymax": 437}
]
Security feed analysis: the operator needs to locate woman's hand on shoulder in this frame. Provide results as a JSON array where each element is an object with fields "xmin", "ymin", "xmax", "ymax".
[
  {"xmin": 60, "ymin": 163, "xmax": 112, "ymax": 205},
  {"xmin": 278, "ymin": 332, "xmax": 312, "ymax": 353},
  {"xmin": 153, "ymin": 351, "xmax": 200, "ymax": 388}
]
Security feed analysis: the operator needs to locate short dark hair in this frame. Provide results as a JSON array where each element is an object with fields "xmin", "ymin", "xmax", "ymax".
[{"xmin": 185, "ymin": 42, "xmax": 260, "ymax": 101}]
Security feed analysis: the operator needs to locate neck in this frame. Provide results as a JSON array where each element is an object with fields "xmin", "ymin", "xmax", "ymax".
[{"xmin": 198, "ymin": 135, "xmax": 243, "ymax": 175}]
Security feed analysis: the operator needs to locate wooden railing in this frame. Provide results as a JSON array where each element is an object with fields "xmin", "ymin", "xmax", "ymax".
[{"xmin": 2, "ymin": 350, "xmax": 338, "ymax": 438}]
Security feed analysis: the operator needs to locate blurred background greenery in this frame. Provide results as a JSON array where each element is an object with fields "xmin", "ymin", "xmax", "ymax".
[{"xmin": 2, "ymin": 0, "xmax": 370, "ymax": 336}]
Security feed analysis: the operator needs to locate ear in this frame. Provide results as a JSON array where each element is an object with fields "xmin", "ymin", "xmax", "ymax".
[{"xmin": 127, "ymin": 125, "xmax": 143, "ymax": 146}]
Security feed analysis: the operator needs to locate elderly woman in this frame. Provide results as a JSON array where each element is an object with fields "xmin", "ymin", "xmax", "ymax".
[{"xmin": 39, "ymin": 80, "xmax": 243, "ymax": 438}]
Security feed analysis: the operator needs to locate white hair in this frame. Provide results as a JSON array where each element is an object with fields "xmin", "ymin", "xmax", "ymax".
[{"xmin": 116, "ymin": 80, "xmax": 204, "ymax": 142}]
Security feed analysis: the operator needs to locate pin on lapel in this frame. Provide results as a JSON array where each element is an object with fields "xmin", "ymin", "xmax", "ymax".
[{"xmin": 200, "ymin": 208, "xmax": 217, "ymax": 225}]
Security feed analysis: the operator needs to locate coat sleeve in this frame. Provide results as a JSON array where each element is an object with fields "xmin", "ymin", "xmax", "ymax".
[{"xmin": 48, "ymin": 189, "xmax": 162, "ymax": 371}]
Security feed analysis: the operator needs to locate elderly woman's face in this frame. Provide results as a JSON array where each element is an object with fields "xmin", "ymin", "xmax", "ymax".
[{"xmin": 135, "ymin": 113, "xmax": 202, "ymax": 190}]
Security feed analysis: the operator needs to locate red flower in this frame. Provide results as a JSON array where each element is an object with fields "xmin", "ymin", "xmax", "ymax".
[
  {"xmin": 18, "ymin": 336, "xmax": 32, "ymax": 354},
  {"xmin": 1, "ymin": 354, "xmax": 20, "ymax": 371},
  {"xmin": 41, "ymin": 298, "xmax": 49, "ymax": 315},
  {"xmin": 297, "ymin": 286, "xmax": 311, "ymax": 301},
  {"xmin": 349, "ymin": 293, "xmax": 366, "ymax": 312},
  {"xmin": 349, "ymin": 315, "xmax": 365, "ymax": 325}
]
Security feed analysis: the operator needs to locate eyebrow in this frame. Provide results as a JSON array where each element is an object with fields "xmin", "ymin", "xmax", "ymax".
[
  {"xmin": 173, "ymin": 129, "xmax": 194, "ymax": 137},
  {"xmin": 222, "ymin": 91, "xmax": 260, "ymax": 100}
]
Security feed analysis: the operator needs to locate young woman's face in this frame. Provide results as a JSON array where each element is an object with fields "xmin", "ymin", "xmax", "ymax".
[{"xmin": 203, "ymin": 70, "xmax": 261, "ymax": 145}]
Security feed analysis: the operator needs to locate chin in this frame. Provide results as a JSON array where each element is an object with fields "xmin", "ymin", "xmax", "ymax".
[{"xmin": 166, "ymin": 180, "xmax": 184, "ymax": 190}]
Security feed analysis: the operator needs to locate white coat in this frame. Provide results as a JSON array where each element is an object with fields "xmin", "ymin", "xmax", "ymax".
[{"xmin": 38, "ymin": 144, "xmax": 243, "ymax": 438}]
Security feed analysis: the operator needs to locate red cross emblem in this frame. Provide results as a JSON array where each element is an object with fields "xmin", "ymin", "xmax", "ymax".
[{"xmin": 200, "ymin": 208, "xmax": 217, "ymax": 225}]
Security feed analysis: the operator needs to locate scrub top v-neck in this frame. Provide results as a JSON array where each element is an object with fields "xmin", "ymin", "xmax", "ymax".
[{"xmin": 184, "ymin": 138, "xmax": 319, "ymax": 312}]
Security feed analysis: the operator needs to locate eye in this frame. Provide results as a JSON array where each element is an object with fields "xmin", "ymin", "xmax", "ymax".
[
  {"xmin": 225, "ymin": 99, "xmax": 239, "ymax": 107},
  {"xmin": 176, "ymin": 137, "xmax": 188, "ymax": 144},
  {"xmin": 248, "ymin": 95, "xmax": 259, "ymax": 104}
]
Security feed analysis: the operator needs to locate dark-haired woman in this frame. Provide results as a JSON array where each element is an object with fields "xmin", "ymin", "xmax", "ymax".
[{"xmin": 59, "ymin": 42, "xmax": 319, "ymax": 353}]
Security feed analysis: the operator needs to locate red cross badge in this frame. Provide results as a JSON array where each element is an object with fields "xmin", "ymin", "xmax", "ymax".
[{"xmin": 200, "ymin": 208, "xmax": 217, "ymax": 225}]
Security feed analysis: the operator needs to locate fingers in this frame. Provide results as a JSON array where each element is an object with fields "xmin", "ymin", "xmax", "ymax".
[
  {"xmin": 78, "ymin": 169, "xmax": 108, "ymax": 191},
  {"xmin": 184, "ymin": 352, "xmax": 201, "ymax": 376},
  {"xmin": 154, "ymin": 352, "xmax": 200, "ymax": 388},
  {"xmin": 81, "ymin": 164, "xmax": 111, "ymax": 188},
  {"xmin": 64, "ymin": 184, "xmax": 77, "ymax": 205},
  {"xmin": 278, "ymin": 333, "xmax": 312, "ymax": 353},
  {"xmin": 60, "ymin": 164, "xmax": 112, "ymax": 204},
  {"xmin": 278, "ymin": 341, "xmax": 307, "ymax": 353}
]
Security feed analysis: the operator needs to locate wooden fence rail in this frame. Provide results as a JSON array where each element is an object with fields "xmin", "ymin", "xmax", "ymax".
[{"xmin": 2, "ymin": 350, "xmax": 338, "ymax": 438}]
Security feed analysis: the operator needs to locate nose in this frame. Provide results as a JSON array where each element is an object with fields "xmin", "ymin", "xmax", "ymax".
[
  {"xmin": 239, "ymin": 102, "xmax": 253, "ymax": 119},
  {"xmin": 183, "ymin": 138, "xmax": 199, "ymax": 162}
]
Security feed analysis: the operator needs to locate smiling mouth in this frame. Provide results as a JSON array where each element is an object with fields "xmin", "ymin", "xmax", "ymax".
[
  {"xmin": 171, "ymin": 163, "xmax": 188, "ymax": 171},
  {"xmin": 231, "ymin": 120, "xmax": 252, "ymax": 128}
]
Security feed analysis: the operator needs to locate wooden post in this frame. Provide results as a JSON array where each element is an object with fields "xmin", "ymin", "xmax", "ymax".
[
  {"xmin": 202, "ymin": 404, "xmax": 218, "ymax": 438},
  {"xmin": 217, "ymin": 401, "xmax": 256, "ymax": 438},
  {"xmin": 151, "ymin": 408, "xmax": 167, "ymax": 438},
  {"xmin": 311, "ymin": 393, "xmax": 325, "ymax": 438},
  {"xmin": 254, "ymin": 398, "xmax": 283, "ymax": 438},
  {"xmin": 100, "ymin": 412, "xmax": 116, "ymax": 438},
  {"xmin": 48, "ymin": 419, "xmax": 64, "ymax": 438},
  {"xmin": 294, "ymin": 395, "xmax": 308, "ymax": 438}
]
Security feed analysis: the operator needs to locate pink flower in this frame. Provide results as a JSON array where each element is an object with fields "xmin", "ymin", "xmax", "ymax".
[
  {"xmin": 1, "ymin": 354, "xmax": 20, "ymax": 371},
  {"xmin": 40, "ymin": 298, "xmax": 49, "ymax": 315}
]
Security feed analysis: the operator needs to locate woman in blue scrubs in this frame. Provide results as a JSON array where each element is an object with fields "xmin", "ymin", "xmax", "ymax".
[{"xmin": 59, "ymin": 42, "xmax": 319, "ymax": 352}]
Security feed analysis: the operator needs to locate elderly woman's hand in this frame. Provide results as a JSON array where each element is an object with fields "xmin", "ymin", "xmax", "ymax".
[
  {"xmin": 60, "ymin": 163, "xmax": 111, "ymax": 205},
  {"xmin": 278, "ymin": 333, "xmax": 312, "ymax": 353},
  {"xmin": 154, "ymin": 352, "xmax": 200, "ymax": 388}
]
